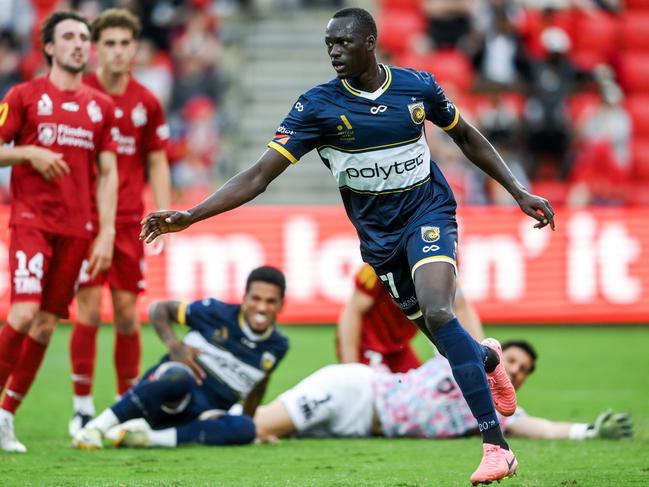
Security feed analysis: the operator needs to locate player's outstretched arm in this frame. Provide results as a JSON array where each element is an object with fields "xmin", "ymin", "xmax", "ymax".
[
  {"xmin": 506, "ymin": 410, "xmax": 633, "ymax": 440},
  {"xmin": 141, "ymin": 149, "xmax": 292, "ymax": 243},
  {"xmin": 446, "ymin": 116, "xmax": 555, "ymax": 231},
  {"xmin": 146, "ymin": 149, "xmax": 172, "ymax": 254}
]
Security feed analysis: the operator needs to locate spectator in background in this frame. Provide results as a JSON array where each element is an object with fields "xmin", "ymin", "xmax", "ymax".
[
  {"xmin": 568, "ymin": 67, "xmax": 631, "ymax": 206},
  {"xmin": 523, "ymin": 27, "xmax": 589, "ymax": 180},
  {"xmin": 0, "ymin": 31, "xmax": 20, "ymax": 99},
  {"xmin": 169, "ymin": 96, "xmax": 220, "ymax": 199},
  {"xmin": 423, "ymin": 0, "xmax": 476, "ymax": 50},
  {"xmin": 469, "ymin": 6, "xmax": 531, "ymax": 92},
  {"xmin": 132, "ymin": 37, "xmax": 173, "ymax": 107}
]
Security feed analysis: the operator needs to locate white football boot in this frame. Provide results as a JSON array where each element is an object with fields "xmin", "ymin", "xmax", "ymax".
[
  {"xmin": 0, "ymin": 411, "xmax": 27, "ymax": 453},
  {"xmin": 72, "ymin": 427, "xmax": 103, "ymax": 450}
]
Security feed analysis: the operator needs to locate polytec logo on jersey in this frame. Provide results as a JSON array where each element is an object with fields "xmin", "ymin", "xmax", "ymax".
[
  {"xmin": 344, "ymin": 153, "xmax": 425, "ymax": 181},
  {"xmin": 37, "ymin": 94, "xmax": 53, "ymax": 116}
]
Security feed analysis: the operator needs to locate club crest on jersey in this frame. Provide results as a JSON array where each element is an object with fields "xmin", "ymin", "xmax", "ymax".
[
  {"xmin": 87, "ymin": 100, "xmax": 102, "ymax": 123},
  {"xmin": 261, "ymin": 351, "xmax": 276, "ymax": 371},
  {"xmin": 421, "ymin": 226, "xmax": 440, "ymax": 243},
  {"xmin": 37, "ymin": 123, "xmax": 57, "ymax": 146},
  {"xmin": 37, "ymin": 94, "xmax": 53, "ymax": 116},
  {"xmin": 131, "ymin": 102, "xmax": 147, "ymax": 127},
  {"xmin": 211, "ymin": 327, "xmax": 229, "ymax": 344},
  {"xmin": 408, "ymin": 102, "xmax": 425, "ymax": 125}
]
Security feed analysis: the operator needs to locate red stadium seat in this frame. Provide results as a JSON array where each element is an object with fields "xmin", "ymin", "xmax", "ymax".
[
  {"xmin": 626, "ymin": 95, "xmax": 649, "ymax": 137},
  {"xmin": 631, "ymin": 137, "xmax": 649, "ymax": 180},
  {"xmin": 397, "ymin": 49, "xmax": 474, "ymax": 92},
  {"xmin": 571, "ymin": 10, "xmax": 619, "ymax": 58},
  {"xmin": 379, "ymin": 0, "xmax": 422, "ymax": 14},
  {"xmin": 626, "ymin": 0, "xmax": 649, "ymax": 9},
  {"xmin": 570, "ymin": 49, "xmax": 608, "ymax": 70},
  {"xmin": 377, "ymin": 11, "xmax": 425, "ymax": 56},
  {"xmin": 618, "ymin": 52, "xmax": 649, "ymax": 93},
  {"xmin": 568, "ymin": 92, "xmax": 600, "ymax": 121},
  {"xmin": 621, "ymin": 12, "xmax": 649, "ymax": 51}
]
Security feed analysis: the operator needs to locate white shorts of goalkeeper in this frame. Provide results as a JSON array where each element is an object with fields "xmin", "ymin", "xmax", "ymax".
[{"xmin": 279, "ymin": 363, "xmax": 376, "ymax": 438}]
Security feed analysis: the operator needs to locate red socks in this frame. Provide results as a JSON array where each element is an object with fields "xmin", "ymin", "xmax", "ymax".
[
  {"xmin": 0, "ymin": 325, "xmax": 27, "ymax": 392},
  {"xmin": 115, "ymin": 329, "xmax": 141, "ymax": 395},
  {"xmin": 70, "ymin": 322, "xmax": 99, "ymax": 396},
  {"xmin": 1, "ymin": 336, "xmax": 47, "ymax": 414}
]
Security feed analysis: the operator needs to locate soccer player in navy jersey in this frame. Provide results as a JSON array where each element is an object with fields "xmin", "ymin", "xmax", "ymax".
[
  {"xmin": 72, "ymin": 266, "xmax": 288, "ymax": 449},
  {"xmin": 140, "ymin": 8, "xmax": 555, "ymax": 484}
]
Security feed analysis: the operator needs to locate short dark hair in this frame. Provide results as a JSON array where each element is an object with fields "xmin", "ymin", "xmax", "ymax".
[
  {"xmin": 332, "ymin": 7, "xmax": 377, "ymax": 39},
  {"xmin": 91, "ymin": 8, "xmax": 142, "ymax": 43},
  {"xmin": 502, "ymin": 340, "xmax": 538, "ymax": 374},
  {"xmin": 246, "ymin": 266, "xmax": 286, "ymax": 298},
  {"xmin": 40, "ymin": 11, "xmax": 90, "ymax": 66}
]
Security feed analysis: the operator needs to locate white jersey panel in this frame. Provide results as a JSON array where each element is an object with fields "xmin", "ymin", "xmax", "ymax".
[
  {"xmin": 184, "ymin": 330, "xmax": 266, "ymax": 396},
  {"xmin": 319, "ymin": 134, "xmax": 430, "ymax": 193}
]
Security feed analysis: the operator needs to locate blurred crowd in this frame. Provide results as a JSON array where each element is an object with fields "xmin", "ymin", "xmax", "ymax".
[
  {"xmin": 1, "ymin": 0, "xmax": 646, "ymax": 207},
  {"xmin": 380, "ymin": 0, "xmax": 649, "ymax": 207}
]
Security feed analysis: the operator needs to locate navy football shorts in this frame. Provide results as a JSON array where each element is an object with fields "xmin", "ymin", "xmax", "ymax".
[{"xmin": 370, "ymin": 218, "xmax": 457, "ymax": 318}]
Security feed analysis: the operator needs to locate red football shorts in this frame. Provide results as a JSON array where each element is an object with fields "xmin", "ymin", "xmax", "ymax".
[
  {"xmin": 9, "ymin": 225, "xmax": 90, "ymax": 318},
  {"xmin": 78, "ymin": 223, "xmax": 145, "ymax": 294}
]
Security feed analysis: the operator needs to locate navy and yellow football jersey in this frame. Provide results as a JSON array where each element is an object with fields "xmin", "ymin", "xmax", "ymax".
[
  {"xmin": 269, "ymin": 65, "xmax": 458, "ymax": 263},
  {"xmin": 174, "ymin": 298, "xmax": 289, "ymax": 407}
]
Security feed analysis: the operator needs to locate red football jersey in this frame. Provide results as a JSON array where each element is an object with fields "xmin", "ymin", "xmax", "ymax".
[
  {"xmin": 355, "ymin": 264, "xmax": 419, "ymax": 355},
  {"xmin": 84, "ymin": 73, "xmax": 168, "ymax": 224},
  {"xmin": 0, "ymin": 76, "xmax": 117, "ymax": 238}
]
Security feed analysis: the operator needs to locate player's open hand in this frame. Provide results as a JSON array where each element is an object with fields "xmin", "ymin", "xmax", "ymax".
[
  {"xmin": 27, "ymin": 146, "xmax": 70, "ymax": 181},
  {"xmin": 515, "ymin": 191, "xmax": 555, "ymax": 230},
  {"xmin": 591, "ymin": 409, "xmax": 633, "ymax": 439},
  {"xmin": 169, "ymin": 342, "xmax": 206, "ymax": 385},
  {"xmin": 87, "ymin": 230, "xmax": 115, "ymax": 280},
  {"xmin": 140, "ymin": 210, "xmax": 193, "ymax": 244}
]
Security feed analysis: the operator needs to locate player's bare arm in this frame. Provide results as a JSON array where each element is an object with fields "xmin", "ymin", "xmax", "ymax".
[
  {"xmin": 88, "ymin": 150, "xmax": 117, "ymax": 279},
  {"xmin": 0, "ymin": 143, "xmax": 70, "ymax": 180},
  {"xmin": 148, "ymin": 300, "xmax": 206, "ymax": 384},
  {"xmin": 242, "ymin": 376, "xmax": 270, "ymax": 417},
  {"xmin": 446, "ymin": 116, "xmax": 555, "ymax": 230},
  {"xmin": 141, "ymin": 149, "xmax": 291, "ymax": 243},
  {"xmin": 147, "ymin": 149, "xmax": 172, "ymax": 253},
  {"xmin": 506, "ymin": 410, "xmax": 633, "ymax": 440},
  {"xmin": 338, "ymin": 290, "xmax": 375, "ymax": 363}
]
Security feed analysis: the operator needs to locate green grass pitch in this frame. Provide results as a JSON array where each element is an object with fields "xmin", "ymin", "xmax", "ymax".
[{"xmin": 0, "ymin": 324, "xmax": 647, "ymax": 486}]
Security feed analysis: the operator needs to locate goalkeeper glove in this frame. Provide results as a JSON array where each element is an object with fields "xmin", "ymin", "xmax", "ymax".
[{"xmin": 586, "ymin": 409, "xmax": 633, "ymax": 439}]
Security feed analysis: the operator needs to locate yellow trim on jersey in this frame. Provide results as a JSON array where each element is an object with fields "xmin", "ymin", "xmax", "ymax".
[
  {"xmin": 268, "ymin": 141, "xmax": 298, "ymax": 164},
  {"xmin": 344, "ymin": 176, "xmax": 430, "ymax": 196},
  {"xmin": 440, "ymin": 108, "xmax": 460, "ymax": 132},
  {"xmin": 411, "ymin": 256, "xmax": 457, "ymax": 279},
  {"xmin": 407, "ymin": 310, "xmax": 423, "ymax": 320},
  {"xmin": 318, "ymin": 134, "xmax": 422, "ymax": 154},
  {"xmin": 177, "ymin": 301, "xmax": 189, "ymax": 326},
  {"xmin": 341, "ymin": 65, "xmax": 392, "ymax": 97}
]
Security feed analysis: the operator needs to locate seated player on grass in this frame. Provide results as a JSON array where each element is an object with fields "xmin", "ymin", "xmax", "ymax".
[
  {"xmin": 73, "ymin": 266, "xmax": 289, "ymax": 449},
  {"xmin": 253, "ymin": 339, "xmax": 633, "ymax": 443}
]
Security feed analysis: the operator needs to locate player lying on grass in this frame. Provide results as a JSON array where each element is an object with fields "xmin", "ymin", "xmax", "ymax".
[
  {"xmin": 253, "ymin": 339, "xmax": 633, "ymax": 442},
  {"xmin": 72, "ymin": 266, "xmax": 289, "ymax": 449}
]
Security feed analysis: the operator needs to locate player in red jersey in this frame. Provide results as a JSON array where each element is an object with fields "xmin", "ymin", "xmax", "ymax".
[
  {"xmin": 337, "ymin": 264, "xmax": 484, "ymax": 373},
  {"xmin": 0, "ymin": 11, "xmax": 118, "ymax": 452},
  {"xmin": 68, "ymin": 8, "xmax": 171, "ymax": 436}
]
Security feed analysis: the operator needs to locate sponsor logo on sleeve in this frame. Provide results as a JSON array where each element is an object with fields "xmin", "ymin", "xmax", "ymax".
[
  {"xmin": 408, "ymin": 102, "xmax": 426, "ymax": 125},
  {"xmin": 0, "ymin": 102, "xmax": 8, "ymax": 126},
  {"xmin": 156, "ymin": 123, "xmax": 170, "ymax": 140}
]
